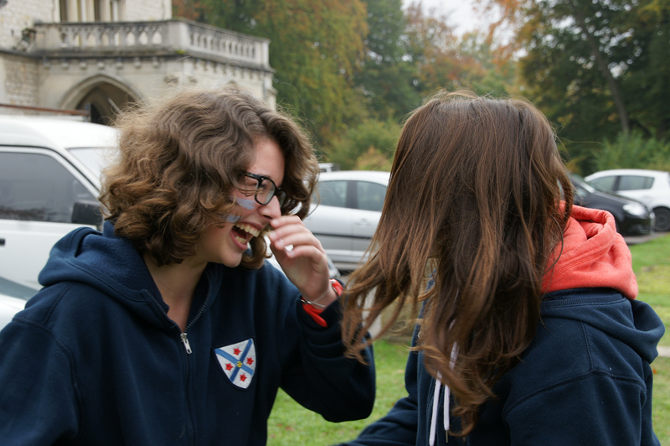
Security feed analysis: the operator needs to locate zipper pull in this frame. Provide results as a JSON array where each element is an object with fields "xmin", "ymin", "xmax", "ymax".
[{"xmin": 180, "ymin": 332, "xmax": 192, "ymax": 354}]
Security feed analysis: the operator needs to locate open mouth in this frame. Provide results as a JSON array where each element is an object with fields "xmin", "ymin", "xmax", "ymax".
[{"xmin": 231, "ymin": 222, "xmax": 261, "ymax": 247}]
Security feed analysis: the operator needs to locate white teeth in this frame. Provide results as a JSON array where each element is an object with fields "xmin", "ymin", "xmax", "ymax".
[
  {"xmin": 233, "ymin": 233, "xmax": 248, "ymax": 245},
  {"xmin": 234, "ymin": 223, "xmax": 260, "ymax": 238}
]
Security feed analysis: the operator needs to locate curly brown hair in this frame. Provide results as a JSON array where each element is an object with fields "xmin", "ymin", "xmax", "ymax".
[
  {"xmin": 99, "ymin": 88, "xmax": 319, "ymax": 268},
  {"xmin": 341, "ymin": 91, "xmax": 573, "ymax": 435}
]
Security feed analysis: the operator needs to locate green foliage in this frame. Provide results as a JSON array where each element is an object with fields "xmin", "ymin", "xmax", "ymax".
[
  {"xmin": 326, "ymin": 118, "xmax": 401, "ymax": 170},
  {"xmin": 500, "ymin": 0, "xmax": 670, "ymax": 173},
  {"xmin": 173, "ymin": 0, "xmax": 523, "ymax": 168},
  {"xmin": 356, "ymin": 0, "xmax": 423, "ymax": 121},
  {"xmin": 591, "ymin": 132, "xmax": 670, "ymax": 173},
  {"xmin": 188, "ymin": 0, "xmax": 369, "ymax": 149}
]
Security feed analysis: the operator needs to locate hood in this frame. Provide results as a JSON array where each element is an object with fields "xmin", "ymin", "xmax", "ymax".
[
  {"xmin": 542, "ymin": 205, "xmax": 637, "ymax": 299},
  {"xmin": 37, "ymin": 221, "xmax": 222, "ymax": 330},
  {"xmin": 540, "ymin": 206, "xmax": 662, "ymax": 364}
]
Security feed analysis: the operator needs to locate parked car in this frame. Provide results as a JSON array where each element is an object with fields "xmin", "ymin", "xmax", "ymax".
[
  {"xmin": 0, "ymin": 276, "xmax": 38, "ymax": 330},
  {"xmin": 318, "ymin": 162, "xmax": 338, "ymax": 172},
  {"xmin": 304, "ymin": 170, "xmax": 390, "ymax": 272},
  {"xmin": 0, "ymin": 115, "xmax": 338, "ymax": 292},
  {"xmin": 570, "ymin": 174, "xmax": 654, "ymax": 236},
  {"xmin": 584, "ymin": 169, "xmax": 670, "ymax": 232}
]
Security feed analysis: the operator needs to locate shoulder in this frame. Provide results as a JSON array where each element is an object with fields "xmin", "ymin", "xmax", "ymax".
[
  {"xmin": 15, "ymin": 281, "xmax": 114, "ymax": 335},
  {"xmin": 501, "ymin": 288, "xmax": 651, "ymax": 407}
]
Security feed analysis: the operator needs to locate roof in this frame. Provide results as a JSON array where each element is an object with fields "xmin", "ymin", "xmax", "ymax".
[{"xmin": 0, "ymin": 115, "xmax": 118, "ymax": 150}]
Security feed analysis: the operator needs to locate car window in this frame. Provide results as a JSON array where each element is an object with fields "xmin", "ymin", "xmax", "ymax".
[
  {"xmin": 588, "ymin": 175, "xmax": 616, "ymax": 193},
  {"xmin": 356, "ymin": 181, "xmax": 386, "ymax": 212},
  {"xmin": 68, "ymin": 146, "xmax": 115, "ymax": 181},
  {"xmin": 0, "ymin": 152, "xmax": 96, "ymax": 223},
  {"xmin": 618, "ymin": 175, "xmax": 653, "ymax": 191},
  {"xmin": 317, "ymin": 180, "xmax": 347, "ymax": 208}
]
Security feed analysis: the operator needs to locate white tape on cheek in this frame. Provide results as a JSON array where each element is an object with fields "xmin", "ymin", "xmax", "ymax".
[{"xmin": 236, "ymin": 197, "xmax": 256, "ymax": 210}]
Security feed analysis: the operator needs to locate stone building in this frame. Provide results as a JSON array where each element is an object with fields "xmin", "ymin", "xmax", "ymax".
[{"xmin": 0, "ymin": 0, "xmax": 275, "ymax": 122}]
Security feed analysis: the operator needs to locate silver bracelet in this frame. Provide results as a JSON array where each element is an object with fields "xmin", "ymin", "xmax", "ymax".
[{"xmin": 300, "ymin": 279, "xmax": 343, "ymax": 309}]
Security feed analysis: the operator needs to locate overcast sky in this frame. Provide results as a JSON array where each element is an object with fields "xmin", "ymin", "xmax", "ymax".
[{"xmin": 402, "ymin": 0, "xmax": 490, "ymax": 35}]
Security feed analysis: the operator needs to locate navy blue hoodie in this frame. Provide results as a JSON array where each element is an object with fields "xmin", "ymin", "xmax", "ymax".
[
  {"xmin": 339, "ymin": 206, "xmax": 664, "ymax": 445},
  {"xmin": 0, "ymin": 222, "xmax": 375, "ymax": 445}
]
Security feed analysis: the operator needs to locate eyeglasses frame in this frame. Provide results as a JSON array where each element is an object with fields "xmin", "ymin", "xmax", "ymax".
[{"xmin": 243, "ymin": 172, "xmax": 288, "ymax": 206}]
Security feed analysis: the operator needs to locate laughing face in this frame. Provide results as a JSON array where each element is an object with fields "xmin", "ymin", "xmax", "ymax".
[{"xmin": 195, "ymin": 136, "xmax": 285, "ymax": 268}]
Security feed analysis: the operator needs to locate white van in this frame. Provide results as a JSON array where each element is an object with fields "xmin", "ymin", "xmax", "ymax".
[{"xmin": 0, "ymin": 116, "xmax": 118, "ymax": 290}]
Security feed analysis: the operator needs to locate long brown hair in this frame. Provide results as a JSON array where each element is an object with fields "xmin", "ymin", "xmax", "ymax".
[
  {"xmin": 100, "ymin": 88, "xmax": 318, "ymax": 267},
  {"xmin": 341, "ymin": 91, "xmax": 573, "ymax": 435}
]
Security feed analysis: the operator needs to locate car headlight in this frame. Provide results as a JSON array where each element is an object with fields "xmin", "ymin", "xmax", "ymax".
[{"xmin": 623, "ymin": 202, "xmax": 648, "ymax": 217}]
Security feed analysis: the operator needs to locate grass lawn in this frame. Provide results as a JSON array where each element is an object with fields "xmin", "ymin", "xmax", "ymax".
[
  {"xmin": 268, "ymin": 233, "xmax": 670, "ymax": 445},
  {"xmin": 630, "ymin": 233, "xmax": 670, "ymax": 444},
  {"xmin": 267, "ymin": 339, "xmax": 409, "ymax": 445}
]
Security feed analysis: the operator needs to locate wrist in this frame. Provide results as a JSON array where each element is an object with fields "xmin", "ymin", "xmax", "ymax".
[{"xmin": 301, "ymin": 279, "xmax": 343, "ymax": 309}]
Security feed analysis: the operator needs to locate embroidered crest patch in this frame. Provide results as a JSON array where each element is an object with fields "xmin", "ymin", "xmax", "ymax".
[{"xmin": 215, "ymin": 338, "xmax": 256, "ymax": 389}]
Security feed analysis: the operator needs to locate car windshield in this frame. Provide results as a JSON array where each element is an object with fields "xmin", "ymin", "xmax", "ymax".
[{"xmin": 67, "ymin": 146, "xmax": 117, "ymax": 182}]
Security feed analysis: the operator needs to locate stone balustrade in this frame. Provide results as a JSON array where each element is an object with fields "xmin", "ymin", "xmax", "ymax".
[{"xmin": 32, "ymin": 19, "xmax": 270, "ymax": 69}]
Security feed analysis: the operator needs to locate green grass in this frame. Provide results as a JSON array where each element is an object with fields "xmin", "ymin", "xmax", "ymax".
[
  {"xmin": 652, "ymin": 356, "xmax": 670, "ymax": 444},
  {"xmin": 267, "ymin": 340, "xmax": 409, "ymax": 445},
  {"xmin": 630, "ymin": 233, "xmax": 670, "ymax": 444},
  {"xmin": 630, "ymin": 234, "xmax": 670, "ymax": 348},
  {"xmin": 268, "ymin": 234, "xmax": 670, "ymax": 445}
]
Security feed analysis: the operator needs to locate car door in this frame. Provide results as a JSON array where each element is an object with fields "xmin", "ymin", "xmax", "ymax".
[
  {"xmin": 612, "ymin": 174, "xmax": 657, "ymax": 205},
  {"xmin": 304, "ymin": 179, "xmax": 357, "ymax": 269},
  {"xmin": 0, "ymin": 148, "xmax": 99, "ymax": 289}
]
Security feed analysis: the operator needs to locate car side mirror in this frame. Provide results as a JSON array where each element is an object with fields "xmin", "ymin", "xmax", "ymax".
[{"xmin": 71, "ymin": 200, "xmax": 103, "ymax": 228}]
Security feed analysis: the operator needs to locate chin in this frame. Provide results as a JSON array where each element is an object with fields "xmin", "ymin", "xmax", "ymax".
[{"xmin": 220, "ymin": 254, "xmax": 244, "ymax": 268}]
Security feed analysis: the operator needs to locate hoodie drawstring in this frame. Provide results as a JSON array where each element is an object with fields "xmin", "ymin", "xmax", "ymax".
[
  {"xmin": 429, "ymin": 374, "xmax": 442, "ymax": 446},
  {"xmin": 429, "ymin": 346, "xmax": 457, "ymax": 446}
]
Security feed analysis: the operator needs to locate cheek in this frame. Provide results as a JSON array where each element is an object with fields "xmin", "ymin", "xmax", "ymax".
[{"xmin": 230, "ymin": 189, "xmax": 258, "ymax": 213}]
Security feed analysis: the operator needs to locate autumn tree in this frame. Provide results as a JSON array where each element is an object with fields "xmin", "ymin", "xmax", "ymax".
[
  {"xmin": 481, "ymin": 0, "xmax": 670, "ymax": 171},
  {"xmin": 356, "ymin": 0, "xmax": 421, "ymax": 121},
  {"xmin": 174, "ymin": 0, "xmax": 368, "ymax": 151}
]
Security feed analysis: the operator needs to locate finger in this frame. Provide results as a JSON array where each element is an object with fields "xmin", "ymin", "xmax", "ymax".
[
  {"xmin": 271, "ymin": 231, "xmax": 323, "ymax": 254},
  {"xmin": 270, "ymin": 215, "xmax": 302, "ymax": 229}
]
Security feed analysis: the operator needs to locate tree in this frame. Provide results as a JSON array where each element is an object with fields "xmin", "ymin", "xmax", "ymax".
[
  {"xmin": 482, "ymin": 0, "xmax": 670, "ymax": 171},
  {"xmin": 355, "ymin": 0, "xmax": 422, "ymax": 121},
  {"xmin": 174, "ymin": 0, "xmax": 369, "ymax": 149}
]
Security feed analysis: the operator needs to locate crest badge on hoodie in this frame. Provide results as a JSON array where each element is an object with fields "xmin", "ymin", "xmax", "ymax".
[{"xmin": 214, "ymin": 338, "xmax": 256, "ymax": 389}]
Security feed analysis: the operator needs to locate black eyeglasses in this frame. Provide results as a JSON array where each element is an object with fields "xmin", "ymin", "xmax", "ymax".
[{"xmin": 243, "ymin": 172, "xmax": 288, "ymax": 206}]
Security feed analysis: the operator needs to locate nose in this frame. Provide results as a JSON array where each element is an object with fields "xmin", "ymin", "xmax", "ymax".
[{"xmin": 260, "ymin": 195, "xmax": 282, "ymax": 219}]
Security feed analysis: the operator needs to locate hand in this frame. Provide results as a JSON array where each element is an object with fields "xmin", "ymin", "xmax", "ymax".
[{"xmin": 267, "ymin": 216, "xmax": 337, "ymax": 307}]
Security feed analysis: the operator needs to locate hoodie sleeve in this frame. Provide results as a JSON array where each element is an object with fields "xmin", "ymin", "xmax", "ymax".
[
  {"xmin": 0, "ymin": 320, "xmax": 80, "ymax": 444},
  {"xmin": 279, "ymin": 299, "xmax": 376, "ymax": 422},
  {"xmin": 337, "ymin": 332, "xmax": 421, "ymax": 446}
]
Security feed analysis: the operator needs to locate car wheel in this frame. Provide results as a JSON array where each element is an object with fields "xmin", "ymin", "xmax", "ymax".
[{"xmin": 653, "ymin": 206, "xmax": 670, "ymax": 232}]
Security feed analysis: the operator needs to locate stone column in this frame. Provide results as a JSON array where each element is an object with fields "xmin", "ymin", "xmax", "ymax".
[
  {"xmin": 100, "ymin": 0, "xmax": 112, "ymax": 21},
  {"xmin": 66, "ymin": 0, "xmax": 78, "ymax": 21}
]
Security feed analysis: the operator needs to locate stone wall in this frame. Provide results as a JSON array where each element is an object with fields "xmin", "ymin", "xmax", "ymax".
[
  {"xmin": 123, "ymin": 0, "xmax": 171, "ymax": 21},
  {"xmin": 0, "ymin": 53, "xmax": 39, "ymax": 106},
  {"xmin": 0, "ymin": 0, "xmax": 56, "ymax": 49},
  {"xmin": 0, "ymin": 1, "xmax": 171, "ymax": 50}
]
